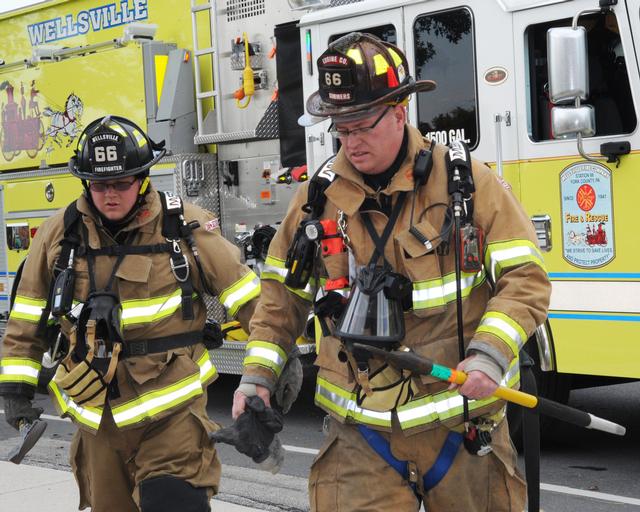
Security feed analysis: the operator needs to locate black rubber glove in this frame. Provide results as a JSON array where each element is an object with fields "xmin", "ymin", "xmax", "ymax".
[
  {"xmin": 210, "ymin": 395, "xmax": 283, "ymax": 463},
  {"xmin": 3, "ymin": 394, "xmax": 44, "ymax": 430}
]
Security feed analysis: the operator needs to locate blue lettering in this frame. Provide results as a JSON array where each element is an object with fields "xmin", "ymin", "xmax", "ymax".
[
  {"xmin": 89, "ymin": 7, "xmax": 104, "ymax": 31},
  {"xmin": 44, "ymin": 20, "xmax": 57, "ymax": 42},
  {"xmin": 108, "ymin": 4, "xmax": 123, "ymax": 26},
  {"xmin": 121, "ymin": 0, "xmax": 134, "ymax": 22},
  {"xmin": 55, "ymin": 17, "xmax": 67, "ymax": 38},
  {"xmin": 65, "ymin": 14, "xmax": 78, "ymax": 37},
  {"xmin": 135, "ymin": 0, "xmax": 148, "ymax": 20}
]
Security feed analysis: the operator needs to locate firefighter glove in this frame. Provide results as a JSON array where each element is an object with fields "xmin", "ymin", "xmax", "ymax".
[
  {"xmin": 274, "ymin": 346, "xmax": 303, "ymax": 414},
  {"xmin": 209, "ymin": 395, "xmax": 283, "ymax": 463},
  {"xmin": 3, "ymin": 394, "xmax": 44, "ymax": 430}
]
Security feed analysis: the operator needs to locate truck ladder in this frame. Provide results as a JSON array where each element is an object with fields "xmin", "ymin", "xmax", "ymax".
[{"xmin": 190, "ymin": 0, "xmax": 223, "ymax": 144}]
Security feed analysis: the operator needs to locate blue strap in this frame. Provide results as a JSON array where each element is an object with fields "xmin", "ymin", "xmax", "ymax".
[
  {"xmin": 422, "ymin": 431, "xmax": 463, "ymax": 491},
  {"xmin": 358, "ymin": 425, "xmax": 463, "ymax": 494},
  {"xmin": 357, "ymin": 425, "xmax": 409, "ymax": 479}
]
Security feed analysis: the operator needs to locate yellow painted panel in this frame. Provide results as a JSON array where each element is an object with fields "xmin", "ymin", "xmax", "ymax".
[
  {"xmin": 4, "ymin": 174, "xmax": 82, "ymax": 211},
  {"xmin": 0, "ymin": 44, "xmax": 147, "ymax": 171},
  {"xmin": 550, "ymin": 316, "xmax": 640, "ymax": 378}
]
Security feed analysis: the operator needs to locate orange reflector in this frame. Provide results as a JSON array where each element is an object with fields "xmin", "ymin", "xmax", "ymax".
[{"xmin": 184, "ymin": 51, "xmax": 190, "ymax": 63}]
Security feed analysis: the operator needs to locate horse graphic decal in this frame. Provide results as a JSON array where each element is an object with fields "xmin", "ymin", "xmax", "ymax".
[{"xmin": 43, "ymin": 92, "xmax": 84, "ymax": 147}]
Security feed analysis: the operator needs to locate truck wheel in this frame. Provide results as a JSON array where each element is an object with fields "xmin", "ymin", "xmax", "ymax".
[{"xmin": 507, "ymin": 343, "xmax": 572, "ymax": 450}]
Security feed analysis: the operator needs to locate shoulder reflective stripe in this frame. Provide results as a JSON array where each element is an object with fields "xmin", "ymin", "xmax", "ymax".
[
  {"xmin": 485, "ymin": 240, "xmax": 546, "ymax": 282},
  {"xmin": 315, "ymin": 377, "xmax": 392, "ymax": 428},
  {"xmin": 48, "ymin": 381, "xmax": 102, "ymax": 431},
  {"xmin": 121, "ymin": 288, "xmax": 190, "ymax": 326},
  {"xmin": 476, "ymin": 311, "xmax": 527, "ymax": 356},
  {"xmin": 285, "ymin": 282, "xmax": 314, "ymax": 302},
  {"xmin": 219, "ymin": 271, "xmax": 261, "ymax": 317},
  {"xmin": 10, "ymin": 296, "xmax": 47, "ymax": 323},
  {"xmin": 412, "ymin": 270, "xmax": 485, "ymax": 310},
  {"xmin": 0, "ymin": 358, "xmax": 41, "ymax": 386},
  {"xmin": 243, "ymin": 340, "xmax": 286, "ymax": 377},
  {"xmin": 111, "ymin": 373, "xmax": 203, "ymax": 427}
]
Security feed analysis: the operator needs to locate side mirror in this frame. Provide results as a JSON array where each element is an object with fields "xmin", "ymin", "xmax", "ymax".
[
  {"xmin": 551, "ymin": 105, "xmax": 595, "ymax": 139},
  {"xmin": 6, "ymin": 223, "xmax": 30, "ymax": 251},
  {"xmin": 547, "ymin": 26, "xmax": 589, "ymax": 104}
]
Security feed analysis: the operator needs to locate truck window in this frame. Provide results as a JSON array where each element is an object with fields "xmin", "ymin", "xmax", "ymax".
[
  {"xmin": 329, "ymin": 24, "xmax": 397, "ymax": 45},
  {"xmin": 526, "ymin": 12, "xmax": 636, "ymax": 142},
  {"xmin": 413, "ymin": 7, "xmax": 478, "ymax": 148}
]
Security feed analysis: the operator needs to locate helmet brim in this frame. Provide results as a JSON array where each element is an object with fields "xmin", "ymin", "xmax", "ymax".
[
  {"xmin": 69, "ymin": 148, "xmax": 166, "ymax": 181},
  {"xmin": 306, "ymin": 79, "xmax": 436, "ymax": 119}
]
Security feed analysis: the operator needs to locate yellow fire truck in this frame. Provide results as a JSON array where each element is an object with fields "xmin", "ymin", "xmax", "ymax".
[{"xmin": 1, "ymin": 0, "xmax": 638, "ymax": 410}]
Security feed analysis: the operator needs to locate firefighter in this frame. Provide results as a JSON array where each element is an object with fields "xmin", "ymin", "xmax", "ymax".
[
  {"xmin": 0, "ymin": 115, "xmax": 260, "ymax": 512},
  {"xmin": 232, "ymin": 33, "xmax": 551, "ymax": 511}
]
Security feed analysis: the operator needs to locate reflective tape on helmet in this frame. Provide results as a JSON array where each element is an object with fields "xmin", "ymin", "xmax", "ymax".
[
  {"xmin": 373, "ymin": 54, "xmax": 389, "ymax": 75},
  {"xmin": 106, "ymin": 121, "xmax": 127, "ymax": 137},
  {"xmin": 110, "ymin": 351, "xmax": 216, "ymax": 427},
  {"xmin": 0, "ymin": 357, "xmax": 41, "ymax": 386},
  {"xmin": 346, "ymin": 48, "xmax": 363, "ymax": 64},
  {"xmin": 132, "ymin": 128, "xmax": 148, "ymax": 148},
  {"xmin": 412, "ymin": 269, "xmax": 485, "ymax": 311},
  {"xmin": 475, "ymin": 311, "xmax": 527, "ymax": 357},
  {"xmin": 49, "ymin": 380, "xmax": 103, "ymax": 431},
  {"xmin": 218, "ymin": 270, "xmax": 261, "ymax": 317},
  {"xmin": 243, "ymin": 340, "xmax": 287, "ymax": 377},
  {"xmin": 485, "ymin": 239, "xmax": 546, "ymax": 283},
  {"xmin": 121, "ymin": 288, "xmax": 196, "ymax": 326},
  {"xmin": 315, "ymin": 376, "xmax": 392, "ymax": 428},
  {"xmin": 10, "ymin": 295, "xmax": 47, "ymax": 323}
]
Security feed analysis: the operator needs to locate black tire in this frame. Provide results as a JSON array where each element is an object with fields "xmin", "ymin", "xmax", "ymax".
[{"xmin": 508, "ymin": 342, "xmax": 572, "ymax": 450}]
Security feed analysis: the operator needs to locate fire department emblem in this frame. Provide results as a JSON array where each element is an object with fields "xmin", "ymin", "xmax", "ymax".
[{"xmin": 560, "ymin": 161, "xmax": 615, "ymax": 268}]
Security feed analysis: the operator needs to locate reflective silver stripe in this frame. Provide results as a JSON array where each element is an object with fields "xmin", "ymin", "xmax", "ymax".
[
  {"xmin": 10, "ymin": 296, "xmax": 46, "ymax": 322},
  {"xmin": 48, "ymin": 381, "xmax": 102, "ymax": 430},
  {"xmin": 487, "ymin": 242, "xmax": 544, "ymax": 282},
  {"xmin": 0, "ymin": 358, "xmax": 40, "ymax": 385},
  {"xmin": 315, "ymin": 379, "xmax": 392, "ymax": 427},
  {"xmin": 121, "ymin": 289, "xmax": 183, "ymax": 325},
  {"xmin": 220, "ymin": 273, "xmax": 260, "ymax": 316},
  {"xmin": 477, "ymin": 313, "xmax": 526, "ymax": 355},
  {"xmin": 244, "ymin": 341, "xmax": 287, "ymax": 376},
  {"xmin": 111, "ymin": 375, "xmax": 202, "ymax": 426}
]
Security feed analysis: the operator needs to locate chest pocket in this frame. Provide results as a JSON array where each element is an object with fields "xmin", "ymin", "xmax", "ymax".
[
  {"xmin": 115, "ymin": 255, "xmax": 152, "ymax": 301},
  {"xmin": 395, "ymin": 220, "xmax": 445, "ymax": 318}
]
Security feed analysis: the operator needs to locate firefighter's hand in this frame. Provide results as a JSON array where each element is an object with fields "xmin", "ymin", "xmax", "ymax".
[
  {"xmin": 232, "ymin": 384, "xmax": 271, "ymax": 419},
  {"xmin": 448, "ymin": 356, "xmax": 499, "ymax": 400},
  {"xmin": 3, "ymin": 394, "xmax": 44, "ymax": 430}
]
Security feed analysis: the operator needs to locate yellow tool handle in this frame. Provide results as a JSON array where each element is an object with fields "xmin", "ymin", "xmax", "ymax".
[{"xmin": 451, "ymin": 368, "xmax": 538, "ymax": 409}]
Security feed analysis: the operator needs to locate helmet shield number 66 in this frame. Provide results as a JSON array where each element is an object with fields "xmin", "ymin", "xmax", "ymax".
[{"xmin": 89, "ymin": 128, "xmax": 126, "ymax": 176}]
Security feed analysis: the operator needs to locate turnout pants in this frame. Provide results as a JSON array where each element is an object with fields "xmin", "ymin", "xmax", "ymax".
[
  {"xmin": 309, "ymin": 416, "xmax": 525, "ymax": 512},
  {"xmin": 69, "ymin": 393, "xmax": 221, "ymax": 511}
]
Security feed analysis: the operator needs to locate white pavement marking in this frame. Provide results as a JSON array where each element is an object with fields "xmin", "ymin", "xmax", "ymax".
[
  {"xmin": 541, "ymin": 483, "xmax": 640, "ymax": 506},
  {"xmin": 3, "ymin": 410, "xmax": 640, "ymax": 507}
]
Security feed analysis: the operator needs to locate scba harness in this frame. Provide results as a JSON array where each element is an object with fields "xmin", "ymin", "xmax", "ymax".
[{"xmin": 38, "ymin": 191, "xmax": 223, "ymax": 403}]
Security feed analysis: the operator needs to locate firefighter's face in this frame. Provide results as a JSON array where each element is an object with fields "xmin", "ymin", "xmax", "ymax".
[
  {"xmin": 335, "ymin": 104, "xmax": 406, "ymax": 175},
  {"xmin": 89, "ymin": 178, "xmax": 141, "ymax": 221}
]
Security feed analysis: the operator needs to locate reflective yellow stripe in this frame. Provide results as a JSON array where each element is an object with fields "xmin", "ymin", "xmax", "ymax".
[
  {"xmin": 0, "ymin": 357, "xmax": 41, "ymax": 386},
  {"xmin": 397, "ymin": 359, "xmax": 520, "ymax": 429},
  {"xmin": 48, "ymin": 380, "xmax": 102, "ymax": 431},
  {"xmin": 388, "ymin": 47, "xmax": 402, "ymax": 67},
  {"xmin": 111, "ymin": 351, "xmax": 215, "ymax": 427},
  {"xmin": 314, "ymin": 361, "xmax": 520, "ymax": 431},
  {"xmin": 132, "ymin": 128, "xmax": 147, "ymax": 148},
  {"xmin": 346, "ymin": 48, "xmax": 363, "ymax": 64},
  {"xmin": 244, "ymin": 340, "xmax": 287, "ymax": 377},
  {"xmin": 485, "ymin": 239, "xmax": 546, "ymax": 282},
  {"xmin": 219, "ymin": 271, "xmax": 261, "ymax": 317},
  {"xmin": 412, "ymin": 270, "xmax": 485, "ymax": 311},
  {"xmin": 262, "ymin": 255, "xmax": 314, "ymax": 302},
  {"xmin": 10, "ymin": 295, "xmax": 47, "ymax": 323},
  {"xmin": 373, "ymin": 54, "xmax": 389, "ymax": 75},
  {"xmin": 315, "ymin": 377, "xmax": 392, "ymax": 428},
  {"xmin": 107, "ymin": 121, "xmax": 127, "ymax": 137},
  {"xmin": 121, "ymin": 288, "xmax": 194, "ymax": 326},
  {"xmin": 475, "ymin": 311, "xmax": 527, "ymax": 357}
]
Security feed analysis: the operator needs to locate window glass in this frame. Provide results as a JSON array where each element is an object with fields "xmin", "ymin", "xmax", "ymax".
[
  {"xmin": 527, "ymin": 12, "xmax": 636, "ymax": 141},
  {"xmin": 413, "ymin": 8, "xmax": 478, "ymax": 148}
]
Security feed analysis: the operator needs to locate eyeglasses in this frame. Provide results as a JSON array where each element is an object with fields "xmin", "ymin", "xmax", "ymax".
[
  {"xmin": 328, "ymin": 106, "xmax": 391, "ymax": 140},
  {"xmin": 89, "ymin": 179, "xmax": 137, "ymax": 193}
]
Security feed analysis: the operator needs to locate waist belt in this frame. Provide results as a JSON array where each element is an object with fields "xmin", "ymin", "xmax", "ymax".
[
  {"xmin": 357, "ymin": 424, "xmax": 463, "ymax": 494},
  {"xmin": 122, "ymin": 330, "xmax": 203, "ymax": 357}
]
